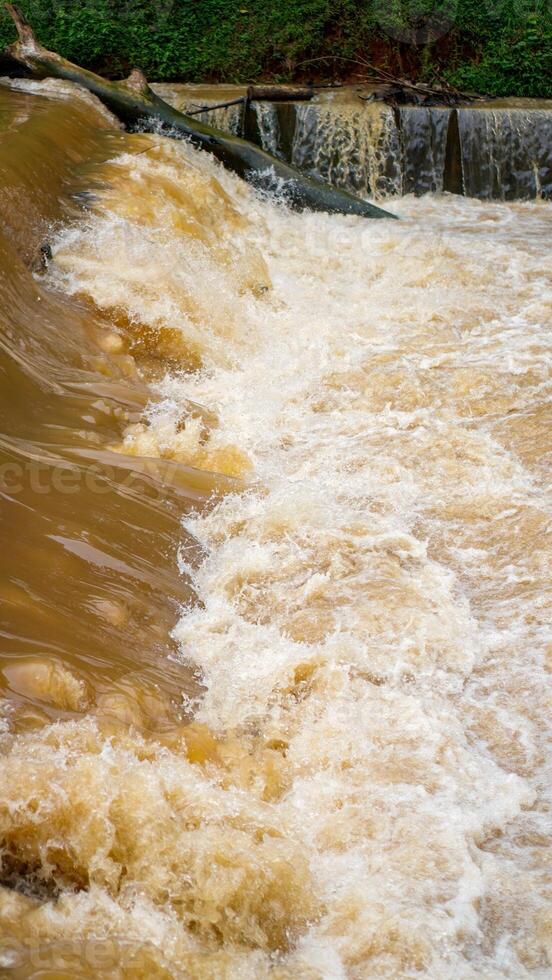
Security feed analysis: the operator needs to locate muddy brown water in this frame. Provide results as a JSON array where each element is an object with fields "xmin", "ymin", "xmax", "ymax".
[
  {"xmin": 0, "ymin": 77, "xmax": 551, "ymax": 979},
  {"xmin": 0, "ymin": 84, "xmax": 217, "ymax": 733}
]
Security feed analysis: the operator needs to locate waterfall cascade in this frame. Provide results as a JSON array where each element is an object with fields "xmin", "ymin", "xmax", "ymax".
[{"xmin": 156, "ymin": 85, "xmax": 552, "ymax": 201}]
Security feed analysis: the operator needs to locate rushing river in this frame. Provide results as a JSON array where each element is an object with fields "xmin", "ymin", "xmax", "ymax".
[{"xmin": 0, "ymin": 78, "xmax": 551, "ymax": 979}]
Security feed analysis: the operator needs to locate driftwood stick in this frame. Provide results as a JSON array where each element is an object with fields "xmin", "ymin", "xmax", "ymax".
[
  {"xmin": 186, "ymin": 96, "xmax": 246, "ymax": 117},
  {"xmin": 3, "ymin": 3, "xmax": 397, "ymax": 219}
]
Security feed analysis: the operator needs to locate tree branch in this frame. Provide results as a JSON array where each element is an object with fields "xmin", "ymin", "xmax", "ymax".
[{"xmin": 6, "ymin": 3, "xmax": 39, "ymax": 49}]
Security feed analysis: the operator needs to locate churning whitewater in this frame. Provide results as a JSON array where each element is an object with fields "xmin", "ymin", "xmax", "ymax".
[{"xmin": 0, "ymin": 81, "xmax": 551, "ymax": 979}]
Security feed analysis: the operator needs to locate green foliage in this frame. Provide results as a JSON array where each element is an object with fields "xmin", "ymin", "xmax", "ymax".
[
  {"xmin": 0, "ymin": 0, "xmax": 337, "ymax": 78},
  {"xmin": 446, "ymin": 4, "xmax": 552, "ymax": 97},
  {"xmin": 0, "ymin": 0, "xmax": 550, "ymax": 96}
]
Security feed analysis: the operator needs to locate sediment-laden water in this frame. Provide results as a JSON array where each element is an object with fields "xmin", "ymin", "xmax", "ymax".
[{"xmin": 0, "ymin": 78, "xmax": 551, "ymax": 979}]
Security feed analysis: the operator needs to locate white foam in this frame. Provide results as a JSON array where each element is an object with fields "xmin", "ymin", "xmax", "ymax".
[{"xmin": 42, "ymin": 134, "xmax": 552, "ymax": 975}]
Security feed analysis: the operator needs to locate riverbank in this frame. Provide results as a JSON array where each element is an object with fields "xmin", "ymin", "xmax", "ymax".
[{"xmin": 0, "ymin": 0, "xmax": 551, "ymax": 98}]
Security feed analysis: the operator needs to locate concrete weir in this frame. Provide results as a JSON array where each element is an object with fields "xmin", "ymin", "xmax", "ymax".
[{"xmin": 154, "ymin": 83, "xmax": 552, "ymax": 201}]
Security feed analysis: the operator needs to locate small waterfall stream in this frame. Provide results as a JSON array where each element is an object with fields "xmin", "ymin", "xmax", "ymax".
[
  {"xmin": 398, "ymin": 106, "xmax": 451, "ymax": 195},
  {"xmin": 290, "ymin": 101, "xmax": 402, "ymax": 199},
  {"xmin": 457, "ymin": 105, "xmax": 552, "ymax": 199},
  {"xmin": 253, "ymin": 101, "xmax": 282, "ymax": 159}
]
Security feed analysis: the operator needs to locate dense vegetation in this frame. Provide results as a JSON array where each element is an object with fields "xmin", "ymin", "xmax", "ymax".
[{"xmin": 0, "ymin": 0, "xmax": 550, "ymax": 97}]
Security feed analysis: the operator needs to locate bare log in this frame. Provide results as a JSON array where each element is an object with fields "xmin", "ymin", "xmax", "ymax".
[{"xmin": 4, "ymin": 3, "xmax": 397, "ymax": 220}]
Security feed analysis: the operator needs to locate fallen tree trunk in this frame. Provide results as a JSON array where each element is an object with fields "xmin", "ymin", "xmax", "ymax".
[{"xmin": 4, "ymin": 4, "xmax": 397, "ymax": 220}]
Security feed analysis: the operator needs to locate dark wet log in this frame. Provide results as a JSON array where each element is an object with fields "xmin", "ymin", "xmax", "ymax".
[
  {"xmin": 4, "ymin": 4, "xmax": 397, "ymax": 220},
  {"xmin": 247, "ymin": 85, "xmax": 314, "ymax": 102}
]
